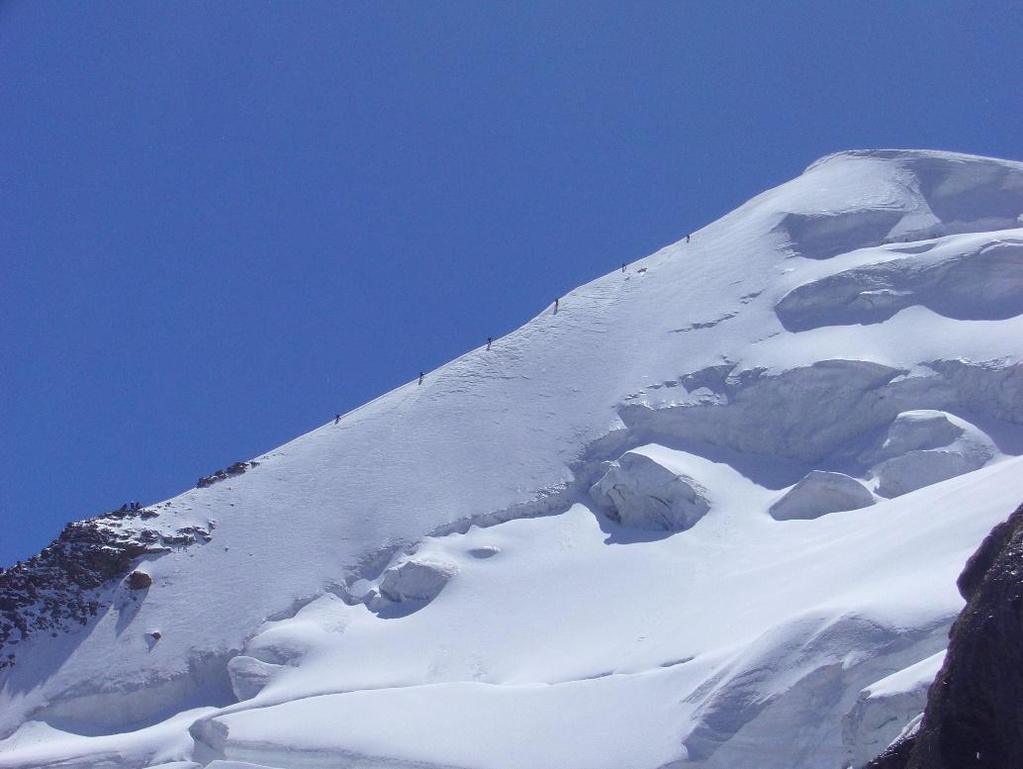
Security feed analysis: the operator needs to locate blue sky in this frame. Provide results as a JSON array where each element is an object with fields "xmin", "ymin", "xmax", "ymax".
[{"xmin": 1, "ymin": 1, "xmax": 1021, "ymax": 565}]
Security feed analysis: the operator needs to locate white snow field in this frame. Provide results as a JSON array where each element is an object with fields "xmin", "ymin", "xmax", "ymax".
[{"xmin": 3, "ymin": 149, "xmax": 1023, "ymax": 769}]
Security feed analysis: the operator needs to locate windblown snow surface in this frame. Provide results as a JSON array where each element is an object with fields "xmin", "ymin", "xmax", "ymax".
[{"xmin": 3, "ymin": 149, "xmax": 1023, "ymax": 769}]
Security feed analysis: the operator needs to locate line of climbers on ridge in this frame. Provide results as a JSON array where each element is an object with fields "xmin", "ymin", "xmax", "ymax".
[{"xmin": 332, "ymin": 231, "xmax": 695, "ymax": 421}]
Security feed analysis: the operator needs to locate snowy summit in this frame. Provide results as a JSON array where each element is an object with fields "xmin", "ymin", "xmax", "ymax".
[{"xmin": 2, "ymin": 149, "xmax": 1023, "ymax": 769}]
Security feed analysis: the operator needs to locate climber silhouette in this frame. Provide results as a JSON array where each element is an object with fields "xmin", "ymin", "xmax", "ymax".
[
  {"xmin": 334, "ymin": 414, "xmax": 341, "ymax": 424},
  {"xmin": 486, "ymin": 337, "xmax": 492, "ymax": 351},
  {"xmin": 418, "ymin": 372, "xmax": 424, "ymax": 386},
  {"xmin": 554, "ymin": 298, "xmax": 559, "ymax": 314}
]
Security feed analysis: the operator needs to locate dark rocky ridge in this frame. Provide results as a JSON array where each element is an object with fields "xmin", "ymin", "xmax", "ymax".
[
  {"xmin": 197, "ymin": 460, "xmax": 258, "ymax": 488},
  {"xmin": 0, "ymin": 506, "xmax": 212, "ymax": 670},
  {"xmin": 864, "ymin": 501, "xmax": 1023, "ymax": 769}
]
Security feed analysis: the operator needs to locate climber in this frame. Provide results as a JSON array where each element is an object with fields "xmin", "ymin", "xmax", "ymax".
[
  {"xmin": 686, "ymin": 233, "xmax": 691, "ymax": 243},
  {"xmin": 334, "ymin": 414, "xmax": 341, "ymax": 424},
  {"xmin": 418, "ymin": 372, "xmax": 424, "ymax": 385},
  {"xmin": 486, "ymin": 337, "xmax": 492, "ymax": 351},
  {"xmin": 554, "ymin": 297, "xmax": 559, "ymax": 313},
  {"xmin": 622, "ymin": 262, "xmax": 626, "ymax": 273}
]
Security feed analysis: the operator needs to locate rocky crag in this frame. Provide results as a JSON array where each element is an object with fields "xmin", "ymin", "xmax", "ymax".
[
  {"xmin": 865, "ymin": 501, "xmax": 1023, "ymax": 769},
  {"xmin": 0, "ymin": 506, "xmax": 212, "ymax": 669}
]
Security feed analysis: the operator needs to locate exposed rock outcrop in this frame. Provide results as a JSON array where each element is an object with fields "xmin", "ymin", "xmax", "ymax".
[
  {"xmin": 197, "ymin": 460, "xmax": 259, "ymax": 489},
  {"xmin": 126, "ymin": 570, "xmax": 153, "ymax": 590},
  {"xmin": 864, "ymin": 502, "xmax": 1023, "ymax": 769},
  {"xmin": 0, "ymin": 507, "xmax": 212, "ymax": 669}
]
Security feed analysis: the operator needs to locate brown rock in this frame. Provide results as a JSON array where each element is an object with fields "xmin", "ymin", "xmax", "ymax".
[
  {"xmin": 864, "ymin": 501, "xmax": 1023, "ymax": 769},
  {"xmin": 126, "ymin": 570, "xmax": 152, "ymax": 590}
]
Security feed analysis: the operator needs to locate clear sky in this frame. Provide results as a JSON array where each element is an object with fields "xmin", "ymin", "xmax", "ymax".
[{"xmin": 1, "ymin": 1, "xmax": 1021, "ymax": 566}]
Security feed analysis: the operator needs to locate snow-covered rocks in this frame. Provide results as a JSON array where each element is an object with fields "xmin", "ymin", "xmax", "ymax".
[
  {"xmin": 378, "ymin": 557, "xmax": 459, "ymax": 603},
  {"xmin": 864, "ymin": 411, "xmax": 996, "ymax": 497},
  {"xmin": 590, "ymin": 449, "xmax": 711, "ymax": 531},
  {"xmin": 769, "ymin": 470, "xmax": 874, "ymax": 520}
]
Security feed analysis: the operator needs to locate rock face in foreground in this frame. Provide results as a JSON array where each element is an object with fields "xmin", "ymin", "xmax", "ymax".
[{"xmin": 865, "ymin": 502, "xmax": 1023, "ymax": 769}]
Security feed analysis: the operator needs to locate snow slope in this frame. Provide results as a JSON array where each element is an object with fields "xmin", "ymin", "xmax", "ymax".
[{"xmin": 2, "ymin": 149, "xmax": 1023, "ymax": 769}]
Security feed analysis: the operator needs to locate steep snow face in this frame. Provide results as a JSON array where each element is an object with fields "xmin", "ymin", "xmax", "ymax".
[{"xmin": 2, "ymin": 149, "xmax": 1023, "ymax": 769}]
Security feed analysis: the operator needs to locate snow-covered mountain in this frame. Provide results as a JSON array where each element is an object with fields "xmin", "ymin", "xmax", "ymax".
[{"xmin": 2, "ymin": 149, "xmax": 1023, "ymax": 769}]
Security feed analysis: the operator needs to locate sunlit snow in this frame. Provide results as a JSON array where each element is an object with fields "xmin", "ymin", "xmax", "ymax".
[{"xmin": 3, "ymin": 149, "xmax": 1023, "ymax": 769}]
